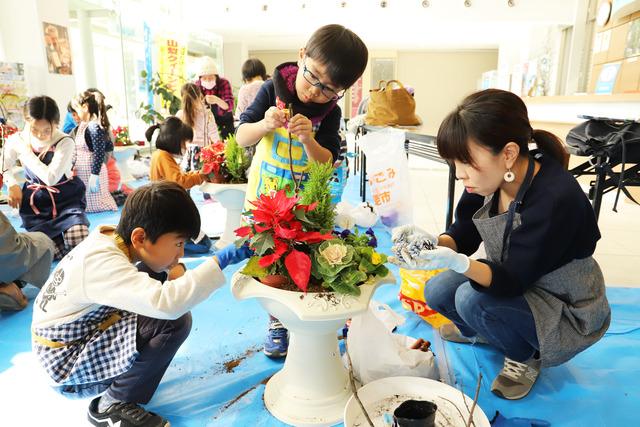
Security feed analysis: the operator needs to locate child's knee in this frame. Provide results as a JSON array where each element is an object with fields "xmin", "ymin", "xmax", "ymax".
[{"xmin": 171, "ymin": 312, "xmax": 192, "ymax": 343}]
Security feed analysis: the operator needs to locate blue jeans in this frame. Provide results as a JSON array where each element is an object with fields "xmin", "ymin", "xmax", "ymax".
[{"xmin": 425, "ymin": 270, "xmax": 539, "ymax": 362}]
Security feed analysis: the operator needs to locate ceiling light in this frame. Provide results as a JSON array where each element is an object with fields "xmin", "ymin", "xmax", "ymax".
[
  {"xmin": 340, "ymin": 1, "xmax": 347, "ymax": 7},
  {"xmin": 464, "ymin": 0, "xmax": 472, "ymax": 7},
  {"xmin": 507, "ymin": 0, "xmax": 515, "ymax": 6},
  {"xmin": 380, "ymin": 1, "xmax": 388, "ymax": 8},
  {"xmin": 262, "ymin": 4, "xmax": 268, "ymax": 11},
  {"xmin": 422, "ymin": 0, "xmax": 430, "ymax": 7}
]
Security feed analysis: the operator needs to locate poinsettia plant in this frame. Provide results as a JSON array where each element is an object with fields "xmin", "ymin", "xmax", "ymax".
[
  {"xmin": 200, "ymin": 141, "xmax": 228, "ymax": 182},
  {"xmin": 236, "ymin": 189, "xmax": 389, "ymax": 295},
  {"xmin": 112, "ymin": 126, "xmax": 133, "ymax": 146},
  {"xmin": 235, "ymin": 189, "xmax": 334, "ymax": 292}
]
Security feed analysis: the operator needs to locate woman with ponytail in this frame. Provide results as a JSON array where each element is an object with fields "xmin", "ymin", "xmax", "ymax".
[
  {"xmin": 390, "ymin": 89, "xmax": 610, "ymax": 400},
  {"xmin": 72, "ymin": 90, "xmax": 117, "ymax": 212}
]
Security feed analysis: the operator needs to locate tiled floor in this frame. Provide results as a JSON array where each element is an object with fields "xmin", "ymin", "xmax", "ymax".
[{"xmin": 406, "ymin": 155, "xmax": 640, "ymax": 288}]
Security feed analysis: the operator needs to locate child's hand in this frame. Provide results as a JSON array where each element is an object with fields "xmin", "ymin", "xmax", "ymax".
[
  {"xmin": 263, "ymin": 107, "xmax": 287, "ymax": 132},
  {"xmin": 288, "ymin": 114, "xmax": 313, "ymax": 144},
  {"xmin": 88, "ymin": 174, "xmax": 100, "ymax": 193},
  {"xmin": 8, "ymin": 185, "xmax": 22, "ymax": 209}
]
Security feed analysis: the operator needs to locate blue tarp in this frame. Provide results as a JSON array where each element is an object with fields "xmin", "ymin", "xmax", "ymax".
[{"xmin": 1, "ymin": 176, "xmax": 639, "ymax": 426}]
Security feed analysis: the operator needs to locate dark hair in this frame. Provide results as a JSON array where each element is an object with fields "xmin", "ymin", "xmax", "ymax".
[
  {"xmin": 75, "ymin": 90, "xmax": 110, "ymax": 130},
  {"xmin": 116, "ymin": 181, "xmax": 201, "ymax": 245},
  {"xmin": 305, "ymin": 24, "xmax": 368, "ymax": 90},
  {"xmin": 180, "ymin": 83, "xmax": 202, "ymax": 129},
  {"xmin": 437, "ymin": 89, "xmax": 567, "ymax": 167},
  {"xmin": 241, "ymin": 58, "xmax": 267, "ymax": 83},
  {"xmin": 24, "ymin": 96, "xmax": 60, "ymax": 124},
  {"xmin": 145, "ymin": 116, "xmax": 193, "ymax": 155},
  {"xmin": 67, "ymin": 101, "xmax": 76, "ymax": 114}
]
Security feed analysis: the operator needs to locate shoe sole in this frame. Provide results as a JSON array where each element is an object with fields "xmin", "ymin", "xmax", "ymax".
[
  {"xmin": 88, "ymin": 411, "xmax": 171, "ymax": 427},
  {"xmin": 490, "ymin": 384, "xmax": 534, "ymax": 400},
  {"xmin": 263, "ymin": 349, "xmax": 287, "ymax": 359}
]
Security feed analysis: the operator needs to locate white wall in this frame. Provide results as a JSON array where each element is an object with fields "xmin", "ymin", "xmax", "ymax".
[
  {"xmin": 249, "ymin": 50, "xmax": 297, "ymax": 78},
  {"xmin": 222, "ymin": 42, "xmax": 248, "ymax": 92},
  {"xmin": 397, "ymin": 50, "xmax": 499, "ymax": 135},
  {"xmin": 0, "ymin": 0, "xmax": 76, "ymax": 117}
]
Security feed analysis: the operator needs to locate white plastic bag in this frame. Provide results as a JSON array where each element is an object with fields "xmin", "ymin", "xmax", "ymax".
[
  {"xmin": 346, "ymin": 301, "xmax": 438, "ymax": 385},
  {"xmin": 358, "ymin": 128, "xmax": 412, "ymax": 228}
]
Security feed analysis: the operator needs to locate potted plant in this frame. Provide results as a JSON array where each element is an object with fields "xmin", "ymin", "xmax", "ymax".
[
  {"xmin": 198, "ymin": 136, "xmax": 251, "ymax": 249},
  {"xmin": 230, "ymin": 161, "xmax": 395, "ymax": 426},
  {"xmin": 200, "ymin": 141, "xmax": 228, "ymax": 183},
  {"xmin": 112, "ymin": 126, "xmax": 134, "ymax": 146},
  {"xmin": 135, "ymin": 70, "xmax": 182, "ymax": 125}
]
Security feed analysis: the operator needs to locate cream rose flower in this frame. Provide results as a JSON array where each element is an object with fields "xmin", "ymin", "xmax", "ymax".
[{"xmin": 320, "ymin": 243, "xmax": 348, "ymax": 266}]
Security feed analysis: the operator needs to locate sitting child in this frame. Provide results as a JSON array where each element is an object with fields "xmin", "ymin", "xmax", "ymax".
[
  {"xmin": 31, "ymin": 181, "xmax": 252, "ymax": 427},
  {"xmin": 147, "ymin": 117, "xmax": 212, "ymax": 253},
  {"xmin": 0, "ymin": 211, "xmax": 55, "ymax": 311}
]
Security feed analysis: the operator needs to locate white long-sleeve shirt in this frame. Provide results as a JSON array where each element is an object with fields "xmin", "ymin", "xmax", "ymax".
[
  {"xmin": 1, "ymin": 130, "xmax": 75, "ymax": 187},
  {"xmin": 32, "ymin": 226, "xmax": 226, "ymax": 328}
]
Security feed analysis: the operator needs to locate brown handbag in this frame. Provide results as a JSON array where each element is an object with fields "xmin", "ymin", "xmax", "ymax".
[{"xmin": 365, "ymin": 80, "xmax": 421, "ymax": 126}]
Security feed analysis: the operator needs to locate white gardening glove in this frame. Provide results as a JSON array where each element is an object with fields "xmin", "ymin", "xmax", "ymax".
[
  {"xmin": 414, "ymin": 246, "xmax": 470, "ymax": 274},
  {"xmin": 88, "ymin": 174, "xmax": 100, "ymax": 193}
]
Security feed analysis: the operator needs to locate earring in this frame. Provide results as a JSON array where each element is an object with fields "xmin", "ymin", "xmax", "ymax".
[{"xmin": 504, "ymin": 169, "xmax": 515, "ymax": 183}]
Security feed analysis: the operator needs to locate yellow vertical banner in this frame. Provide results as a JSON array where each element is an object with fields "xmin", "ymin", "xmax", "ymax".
[{"xmin": 158, "ymin": 38, "xmax": 186, "ymax": 97}]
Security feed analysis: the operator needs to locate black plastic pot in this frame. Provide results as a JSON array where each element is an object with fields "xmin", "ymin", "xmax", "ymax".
[{"xmin": 392, "ymin": 399, "xmax": 437, "ymax": 427}]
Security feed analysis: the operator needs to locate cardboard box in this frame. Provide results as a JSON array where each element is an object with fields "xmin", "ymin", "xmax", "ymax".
[
  {"xmin": 607, "ymin": 21, "xmax": 632, "ymax": 62},
  {"xmin": 614, "ymin": 56, "xmax": 640, "ymax": 93},
  {"xmin": 589, "ymin": 63, "xmax": 604, "ymax": 93}
]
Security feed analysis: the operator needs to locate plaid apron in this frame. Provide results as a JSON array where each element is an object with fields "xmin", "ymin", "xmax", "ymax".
[
  {"xmin": 74, "ymin": 122, "xmax": 117, "ymax": 213},
  {"xmin": 32, "ymin": 303, "xmax": 138, "ymax": 387}
]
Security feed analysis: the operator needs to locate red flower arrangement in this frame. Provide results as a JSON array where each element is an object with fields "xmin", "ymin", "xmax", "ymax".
[
  {"xmin": 235, "ymin": 189, "xmax": 334, "ymax": 292},
  {"xmin": 112, "ymin": 126, "xmax": 133, "ymax": 146},
  {"xmin": 200, "ymin": 141, "xmax": 227, "ymax": 182}
]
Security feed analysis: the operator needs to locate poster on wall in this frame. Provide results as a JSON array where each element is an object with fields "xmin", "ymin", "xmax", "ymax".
[
  {"xmin": 625, "ymin": 19, "xmax": 640, "ymax": 58},
  {"xmin": 158, "ymin": 38, "xmax": 186, "ymax": 96},
  {"xmin": 595, "ymin": 62, "xmax": 621, "ymax": 94},
  {"xmin": 0, "ymin": 62, "xmax": 28, "ymax": 129},
  {"xmin": 42, "ymin": 22, "xmax": 73, "ymax": 75}
]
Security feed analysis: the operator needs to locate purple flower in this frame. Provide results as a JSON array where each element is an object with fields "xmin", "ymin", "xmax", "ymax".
[
  {"xmin": 365, "ymin": 228, "xmax": 375, "ymax": 237},
  {"xmin": 367, "ymin": 236, "xmax": 378, "ymax": 248},
  {"xmin": 340, "ymin": 229, "xmax": 352, "ymax": 239}
]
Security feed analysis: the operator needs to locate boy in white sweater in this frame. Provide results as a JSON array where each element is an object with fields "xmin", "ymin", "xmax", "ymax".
[{"xmin": 31, "ymin": 181, "xmax": 251, "ymax": 427}]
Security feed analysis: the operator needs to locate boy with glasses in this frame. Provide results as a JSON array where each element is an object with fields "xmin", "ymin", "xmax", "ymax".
[{"xmin": 236, "ymin": 24, "xmax": 368, "ymax": 359}]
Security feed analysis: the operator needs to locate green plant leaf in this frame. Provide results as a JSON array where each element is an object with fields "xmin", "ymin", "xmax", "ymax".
[
  {"xmin": 240, "ymin": 256, "xmax": 268, "ymax": 278},
  {"xmin": 250, "ymin": 233, "xmax": 274, "ymax": 255}
]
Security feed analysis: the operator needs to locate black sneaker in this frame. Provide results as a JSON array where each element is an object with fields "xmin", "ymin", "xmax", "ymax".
[{"xmin": 87, "ymin": 397, "xmax": 170, "ymax": 427}]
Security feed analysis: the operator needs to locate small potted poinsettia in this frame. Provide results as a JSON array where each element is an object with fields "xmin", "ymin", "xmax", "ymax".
[
  {"xmin": 199, "ymin": 135, "xmax": 250, "ymax": 184},
  {"xmin": 200, "ymin": 141, "xmax": 227, "ymax": 183},
  {"xmin": 112, "ymin": 125, "xmax": 133, "ymax": 146}
]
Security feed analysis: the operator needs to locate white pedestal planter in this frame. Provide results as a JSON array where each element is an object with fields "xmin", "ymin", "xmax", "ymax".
[
  {"xmin": 231, "ymin": 272, "xmax": 396, "ymax": 427},
  {"xmin": 113, "ymin": 145, "xmax": 138, "ymax": 182},
  {"xmin": 200, "ymin": 182, "xmax": 247, "ymax": 249}
]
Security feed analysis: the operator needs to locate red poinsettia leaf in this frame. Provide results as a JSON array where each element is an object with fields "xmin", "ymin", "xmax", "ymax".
[
  {"xmin": 258, "ymin": 239, "xmax": 288, "ymax": 267},
  {"xmin": 274, "ymin": 224, "xmax": 300, "ymax": 240},
  {"xmin": 296, "ymin": 231, "xmax": 335, "ymax": 243},
  {"xmin": 235, "ymin": 226, "xmax": 253, "ymax": 238},
  {"xmin": 285, "ymin": 250, "xmax": 311, "ymax": 292},
  {"xmin": 304, "ymin": 202, "xmax": 318, "ymax": 212}
]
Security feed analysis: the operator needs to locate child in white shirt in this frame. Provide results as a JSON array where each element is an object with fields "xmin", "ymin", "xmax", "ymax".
[{"xmin": 31, "ymin": 181, "xmax": 251, "ymax": 427}]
